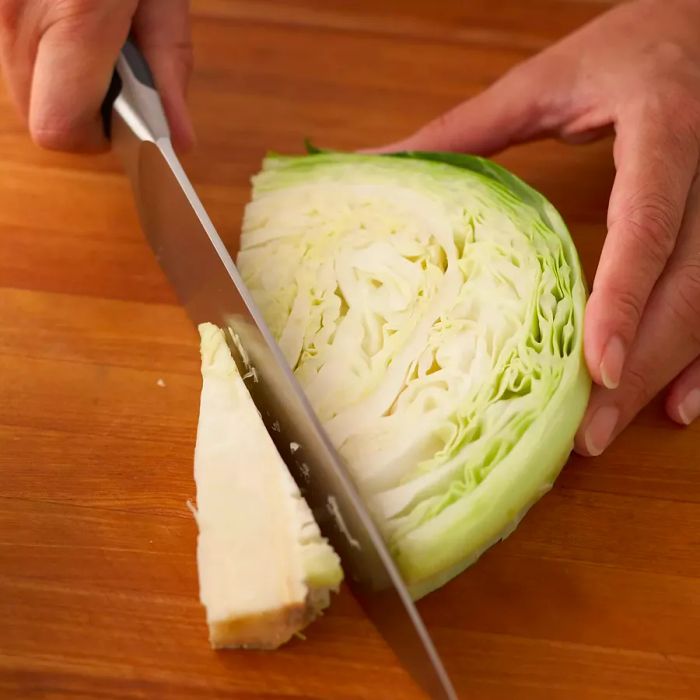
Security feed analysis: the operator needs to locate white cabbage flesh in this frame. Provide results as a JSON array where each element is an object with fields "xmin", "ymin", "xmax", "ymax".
[
  {"xmin": 193, "ymin": 323, "xmax": 343, "ymax": 648},
  {"xmin": 237, "ymin": 152, "xmax": 590, "ymax": 599}
]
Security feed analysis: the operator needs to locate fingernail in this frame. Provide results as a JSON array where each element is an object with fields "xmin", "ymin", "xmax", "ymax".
[
  {"xmin": 600, "ymin": 335, "xmax": 626, "ymax": 389},
  {"xmin": 678, "ymin": 388, "xmax": 700, "ymax": 425},
  {"xmin": 584, "ymin": 405, "xmax": 620, "ymax": 456}
]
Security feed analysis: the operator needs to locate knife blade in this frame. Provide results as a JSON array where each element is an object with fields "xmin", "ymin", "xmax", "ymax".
[{"xmin": 105, "ymin": 40, "xmax": 457, "ymax": 700}]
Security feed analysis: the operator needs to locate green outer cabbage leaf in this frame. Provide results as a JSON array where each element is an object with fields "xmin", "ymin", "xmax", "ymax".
[{"xmin": 237, "ymin": 149, "xmax": 591, "ymax": 599}]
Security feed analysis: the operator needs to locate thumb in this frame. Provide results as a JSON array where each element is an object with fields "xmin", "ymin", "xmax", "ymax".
[{"xmin": 366, "ymin": 59, "xmax": 574, "ymax": 155}]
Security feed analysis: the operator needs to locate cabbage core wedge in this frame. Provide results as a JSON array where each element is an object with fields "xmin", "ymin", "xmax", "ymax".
[
  {"xmin": 194, "ymin": 323, "xmax": 343, "ymax": 648},
  {"xmin": 237, "ymin": 150, "xmax": 590, "ymax": 599}
]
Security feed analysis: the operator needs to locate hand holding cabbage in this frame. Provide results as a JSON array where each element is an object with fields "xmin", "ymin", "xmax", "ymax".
[
  {"xmin": 372, "ymin": 0, "xmax": 700, "ymax": 454},
  {"xmin": 189, "ymin": 2, "xmax": 700, "ymax": 638}
]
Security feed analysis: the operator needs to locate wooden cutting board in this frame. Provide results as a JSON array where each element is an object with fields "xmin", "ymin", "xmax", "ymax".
[{"xmin": 2, "ymin": 1, "xmax": 699, "ymax": 698}]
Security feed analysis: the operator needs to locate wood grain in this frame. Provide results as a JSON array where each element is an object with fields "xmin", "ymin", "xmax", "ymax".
[{"xmin": 1, "ymin": 1, "xmax": 698, "ymax": 698}]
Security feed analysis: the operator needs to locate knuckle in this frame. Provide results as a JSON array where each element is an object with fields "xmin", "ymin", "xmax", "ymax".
[
  {"xmin": 659, "ymin": 90, "xmax": 700, "ymax": 142},
  {"xmin": 609, "ymin": 286, "xmax": 645, "ymax": 334},
  {"xmin": 630, "ymin": 192, "xmax": 678, "ymax": 237},
  {"xmin": 638, "ymin": 41, "xmax": 695, "ymax": 87},
  {"xmin": 611, "ymin": 194, "xmax": 678, "ymax": 269},
  {"xmin": 139, "ymin": 39, "xmax": 194, "ymax": 87},
  {"xmin": 29, "ymin": 112, "xmax": 84, "ymax": 151},
  {"xmin": 622, "ymin": 361, "xmax": 654, "ymax": 411},
  {"xmin": 625, "ymin": 76, "xmax": 700, "ymax": 150},
  {"xmin": 30, "ymin": 117, "xmax": 105, "ymax": 153},
  {"xmin": 631, "ymin": 216, "xmax": 675, "ymax": 271},
  {"xmin": 649, "ymin": 41, "xmax": 687, "ymax": 72},
  {"xmin": 43, "ymin": 0, "xmax": 111, "ymax": 38},
  {"xmin": 176, "ymin": 41, "xmax": 194, "ymax": 75},
  {"xmin": 671, "ymin": 260, "xmax": 700, "ymax": 336},
  {"xmin": 50, "ymin": 0, "xmax": 94, "ymax": 20},
  {"xmin": 625, "ymin": 87, "xmax": 700, "ymax": 147},
  {"xmin": 30, "ymin": 125, "xmax": 72, "ymax": 151}
]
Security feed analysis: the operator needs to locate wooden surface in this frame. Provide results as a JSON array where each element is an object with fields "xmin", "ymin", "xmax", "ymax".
[{"xmin": 2, "ymin": 1, "xmax": 699, "ymax": 698}]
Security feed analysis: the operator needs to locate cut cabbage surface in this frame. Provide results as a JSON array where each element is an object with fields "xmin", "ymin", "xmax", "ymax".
[
  {"xmin": 193, "ymin": 323, "xmax": 343, "ymax": 648},
  {"xmin": 237, "ymin": 151, "xmax": 591, "ymax": 599}
]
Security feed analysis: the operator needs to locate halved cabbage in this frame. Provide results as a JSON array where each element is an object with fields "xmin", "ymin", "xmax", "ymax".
[{"xmin": 237, "ymin": 151, "xmax": 590, "ymax": 599}]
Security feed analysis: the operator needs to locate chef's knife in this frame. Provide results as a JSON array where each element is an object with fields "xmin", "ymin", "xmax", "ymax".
[{"xmin": 103, "ymin": 40, "xmax": 457, "ymax": 700}]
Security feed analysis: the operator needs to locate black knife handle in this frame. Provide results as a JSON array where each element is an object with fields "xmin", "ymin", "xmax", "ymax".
[
  {"xmin": 100, "ymin": 71, "xmax": 122, "ymax": 139},
  {"xmin": 120, "ymin": 39, "xmax": 156, "ymax": 88}
]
